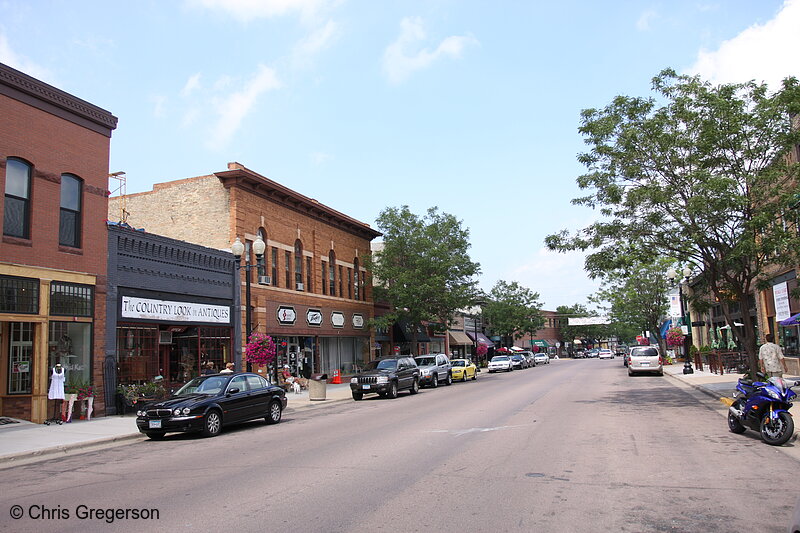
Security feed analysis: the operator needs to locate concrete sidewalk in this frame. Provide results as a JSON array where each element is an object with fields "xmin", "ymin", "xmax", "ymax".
[
  {"xmin": 663, "ymin": 362, "xmax": 799, "ymax": 401},
  {"xmin": 0, "ymin": 382, "xmax": 354, "ymax": 469}
]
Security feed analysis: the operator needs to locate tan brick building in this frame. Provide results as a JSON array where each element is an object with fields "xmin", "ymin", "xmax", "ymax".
[
  {"xmin": 109, "ymin": 162, "xmax": 381, "ymax": 380},
  {"xmin": 1, "ymin": 62, "xmax": 117, "ymax": 422}
]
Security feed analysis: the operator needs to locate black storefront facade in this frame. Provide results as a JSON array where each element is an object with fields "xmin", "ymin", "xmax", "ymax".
[{"xmin": 105, "ymin": 224, "xmax": 239, "ymax": 413}]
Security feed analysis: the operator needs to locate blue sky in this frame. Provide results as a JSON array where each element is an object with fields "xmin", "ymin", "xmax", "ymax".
[{"xmin": 2, "ymin": 0, "xmax": 798, "ymax": 310}]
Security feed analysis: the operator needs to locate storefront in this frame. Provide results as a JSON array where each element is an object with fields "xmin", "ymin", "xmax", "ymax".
[{"xmin": 105, "ymin": 224, "xmax": 238, "ymax": 413}]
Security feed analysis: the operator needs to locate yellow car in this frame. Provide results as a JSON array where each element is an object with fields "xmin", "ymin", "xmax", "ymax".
[{"xmin": 450, "ymin": 359, "xmax": 477, "ymax": 382}]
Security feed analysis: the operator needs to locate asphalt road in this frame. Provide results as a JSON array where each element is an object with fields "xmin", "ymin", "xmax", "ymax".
[{"xmin": 1, "ymin": 359, "xmax": 798, "ymax": 533}]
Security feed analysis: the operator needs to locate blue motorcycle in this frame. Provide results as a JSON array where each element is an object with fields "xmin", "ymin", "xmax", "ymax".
[{"xmin": 728, "ymin": 373, "xmax": 798, "ymax": 446}]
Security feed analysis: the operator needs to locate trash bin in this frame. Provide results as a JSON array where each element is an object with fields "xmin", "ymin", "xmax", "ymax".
[{"xmin": 308, "ymin": 373, "xmax": 328, "ymax": 401}]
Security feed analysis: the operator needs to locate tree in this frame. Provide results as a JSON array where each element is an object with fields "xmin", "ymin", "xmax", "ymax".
[
  {"xmin": 482, "ymin": 281, "xmax": 542, "ymax": 347},
  {"xmin": 546, "ymin": 69, "xmax": 800, "ymax": 374},
  {"xmin": 367, "ymin": 206, "xmax": 480, "ymax": 355},
  {"xmin": 555, "ymin": 304, "xmax": 606, "ymax": 352}
]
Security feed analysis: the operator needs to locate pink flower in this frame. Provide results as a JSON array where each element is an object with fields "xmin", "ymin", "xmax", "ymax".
[{"xmin": 245, "ymin": 332, "xmax": 277, "ymax": 366}]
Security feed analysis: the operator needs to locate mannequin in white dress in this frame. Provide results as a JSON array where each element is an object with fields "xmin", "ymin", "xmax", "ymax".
[{"xmin": 46, "ymin": 364, "xmax": 66, "ymax": 424}]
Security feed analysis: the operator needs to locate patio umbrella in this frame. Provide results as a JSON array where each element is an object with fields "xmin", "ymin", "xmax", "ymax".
[
  {"xmin": 727, "ymin": 327, "xmax": 737, "ymax": 350},
  {"xmin": 710, "ymin": 327, "xmax": 719, "ymax": 349}
]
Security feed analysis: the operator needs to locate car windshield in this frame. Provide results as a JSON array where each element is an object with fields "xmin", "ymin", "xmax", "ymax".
[
  {"xmin": 415, "ymin": 357, "xmax": 436, "ymax": 366},
  {"xmin": 364, "ymin": 359, "xmax": 398, "ymax": 371},
  {"xmin": 175, "ymin": 376, "xmax": 228, "ymax": 396},
  {"xmin": 452, "ymin": 360, "xmax": 466, "ymax": 367},
  {"xmin": 491, "ymin": 356, "xmax": 509, "ymax": 362},
  {"xmin": 631, "ymin": 348, "xmax": 658, "ymax": 357}
]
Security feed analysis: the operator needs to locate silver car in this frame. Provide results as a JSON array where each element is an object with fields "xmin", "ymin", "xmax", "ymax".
[{"xmin": 627, "ymin": 346, "xmax": 663, "ymax": 376}]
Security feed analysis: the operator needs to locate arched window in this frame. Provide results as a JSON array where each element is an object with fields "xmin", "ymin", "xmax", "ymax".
[
  {"xmin": 295, "ymin": 240, "xmax": 304, "ymax": 290},
  {"xmin": 3, "ymin": 158, "xmax": 32, "ymax": 239},
  {"xmin": 59, "ymin": 173, "xmax": 82, "ymax": 247},
  {"xmin": 353, "ymin": 257, "xmax": 360, "ymax": 300},
  {"xmin": 328, "ymin": 251, "xmax": 336, "ymax": 296}
]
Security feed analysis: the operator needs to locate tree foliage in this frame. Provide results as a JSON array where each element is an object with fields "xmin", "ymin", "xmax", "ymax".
[
  {"xmin": 482, "ymin": 281, "xmax": 543, "ymax": 346},
  {"xmin": 546, "ymin": 69, "xmax": 800, "ymax": 372},
  {"xmin": 367, "ymin": 206, "xmax": 480, "ymax": 354},
  {"xmin": 555, "ymin": 304, "xmax": 607, "ymax": 350}
]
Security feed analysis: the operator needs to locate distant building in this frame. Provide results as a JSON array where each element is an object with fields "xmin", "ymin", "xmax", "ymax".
[{"xmin": 0, "ymin": 62, "xmax": 117, "ymax": 422}]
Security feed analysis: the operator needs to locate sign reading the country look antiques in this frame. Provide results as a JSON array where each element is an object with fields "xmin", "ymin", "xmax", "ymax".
[{"xmin": 121, "ymin": 296, "xmax": 230, "ymax": 324}]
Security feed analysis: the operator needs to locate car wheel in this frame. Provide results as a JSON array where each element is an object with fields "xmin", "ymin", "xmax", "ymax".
[
  {"xmin": 352, "ymin": 391, "xmax": 363, "ymax": 401},
  {"xmin": 202, "ymin": 410, "xmax": 222, "ymax": 437},
  {"xmin": 387, "ymin": 381, "xmax": 398, "ymax": 399},
  {"xmin": 507, "ymin": 366, "xmax": 512, "ymax": 372},
  {"xmin": 409, "ymin": 378, "xmax": 420, "ymax": 395},
  {"xmin": 462, "ymin": 372, "xmax": 468, "ymax": 382},
  {"xmin": 145, "ymin": 431, "xmax": 165, "ymax": 440},
  {"xmin": 265, "ymin": 400, "xmax": 282, "ymax": 424},
  {"xmin": 431, "ymin": 375, "xmax": 439, "ymax": 388},
  {"xmin": 445, "ymin": 373, "xmax": 453, "ymax": 386},
  {"xmin": 472, "ymin": 370, "xmax": 477, "ymax": 380},
  {"xmin": 628, "ymin": 369, "xmax": 633, "ymax": 377}
]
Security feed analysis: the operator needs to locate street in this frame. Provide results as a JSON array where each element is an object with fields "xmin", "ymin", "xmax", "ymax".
[{"xmin": 1, "ymin": 360, "xmax": 798, "ymax": 533}]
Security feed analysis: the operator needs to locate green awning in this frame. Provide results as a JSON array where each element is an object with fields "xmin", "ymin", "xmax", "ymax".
[{"xmin": 531, "ymin": 339, "xmax": 549, "ymax": 348}]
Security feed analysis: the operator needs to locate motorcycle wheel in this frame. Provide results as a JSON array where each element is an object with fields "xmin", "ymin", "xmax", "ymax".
[
  {"xmin": 760, "ymin": 412, "xmax": 794, "ymax": 446},
  {"xmin": 727, "ymin": 404, "xmax": 746, "ymax": 434}
]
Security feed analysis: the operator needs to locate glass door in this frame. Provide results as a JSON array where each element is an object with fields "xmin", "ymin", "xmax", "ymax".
[{"xmin": 8, "ymin": 322, "xmax": 34, "ymax": 394}]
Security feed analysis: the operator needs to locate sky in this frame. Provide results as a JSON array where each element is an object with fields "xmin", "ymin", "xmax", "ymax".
[{"xmin": 1, "ymin": 0, "xmax": 798, "ymax": 311}]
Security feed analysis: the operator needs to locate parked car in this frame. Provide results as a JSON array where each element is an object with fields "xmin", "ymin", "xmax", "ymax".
[
  {"xmin": 450, "ymin": 359, "xmax": 478, "ymax": 381},
  {"xmin": 533, "ymin": 351, "xmax": 550, "ymax": 365},
  {"xmin": 488, "ymin": 355, "xmax": 513, "ymax": 372},
  {"xmin": 586, "ymin": 349, "xmax": 600, "ymax": 358},
  {"xmin": 414, "ymin": 353, "xmax": 453, "ymax": 388},
  {"xmin": 627, "ymin": 346, "xmax": 664, "ymax": 376},
  {"xmin": 519, "ymin": 351, "xmax": 536, "ymax": 367},
  {"xmin": 509, "ymin": 353, "xmax": 527, "ymax": 370},
  {"xmin": 598, "ymin": 349, "xmax": 614, "ymax": 359},
  {"xmin": 573, "ymin": 349, "xmax": 586, "ymax": 359},
  {"xmin": 350, "ymin": 357, "xmax": 420, "ymax": 400},
  {"xmin": 135, "ymin": 372, "xmax": 287, "ymax": 439}
]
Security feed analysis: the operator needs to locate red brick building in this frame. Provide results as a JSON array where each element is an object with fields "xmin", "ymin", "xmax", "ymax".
[
  {"xmin": 0, "ymin": 62, "xmax": 117, "ymax": 422},
  {"xmin": 109, "ymin": 162, "xmax": 380, "ymax": 380}
]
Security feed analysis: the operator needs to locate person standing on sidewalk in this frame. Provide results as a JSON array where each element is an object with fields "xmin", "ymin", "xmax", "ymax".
[{"xmin": 759, "ymin": 333, "xmax": 788, "ymax": 378}]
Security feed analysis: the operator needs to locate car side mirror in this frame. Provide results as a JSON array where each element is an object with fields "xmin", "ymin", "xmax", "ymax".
[{"xmin": 227, "ymin": 387, "xmax": 240, "ymax": 395}]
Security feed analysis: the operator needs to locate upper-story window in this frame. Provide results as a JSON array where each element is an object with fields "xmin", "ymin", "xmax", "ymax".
[
  {"xmin": 257, "ymin": 228, "xmax": 267, "ymax": 278},
  {"xmin": 353, "ymin": 258, "xmax": 360, "ymax": 300},
  {"xmin": 284, "ymin": 250, "xmax": 291, "ymax": 289},
  {"xmin": 294, "ymin": 240, "xmax": 303, "ymax": 290},
  {"xmin": 59, "ymin": 174, "xmax": 82, "ymax": 247},
  {"xmin": 3, "ymin": 158, "xmax": 32, "ymax": 239},
  {"xmin": 271, "ymin": 247, "xmax": 278, "ymax": 287},
  {"xmin": 328, "ymin": 251, "xmax": 336, "ymax": 296},
  {"xmin": 321, "ymin": 260, "xmax": 327, "ymax": 295},
  {"xmin": 306, "ymin": 257, "xmax": 312, "ymax": 293}
]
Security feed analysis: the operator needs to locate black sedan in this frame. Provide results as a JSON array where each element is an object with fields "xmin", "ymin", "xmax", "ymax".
[{"xmin": 135, "ymin": 372, "xmax": 287, "ymax": 439}]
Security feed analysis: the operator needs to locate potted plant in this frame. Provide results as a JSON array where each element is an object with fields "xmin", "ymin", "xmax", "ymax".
[{"xmin": 245, "ymin": 332, "xmax": 277, "ymax": 368}]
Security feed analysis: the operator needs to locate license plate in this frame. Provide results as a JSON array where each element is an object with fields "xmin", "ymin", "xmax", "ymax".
[
  {"xmin": 362, "ymin": 384, "xmax": 370, "ymax": 390},
  {"xmin": 640, "ymin": 362, "xmax": 650, "ymax": 366},
  {"xmin": 149, "ymin": 420, "xmax": 162, "ymax": 429}
]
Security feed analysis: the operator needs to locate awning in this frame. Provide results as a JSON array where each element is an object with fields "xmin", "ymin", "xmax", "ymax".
[
  {"xmin": 465, "ymin": 331, "xmax": 494, "ymax": 347},
  {"xmin": 780, "ymin": 312, "xmax": 800, "ymax": 326},
  {"xmin": 448, "ymin": 330, "xmax": 473, "ymax": 345},
  {"xmin": 392, "ymin": 322, "xmax": 430, "ymax": 343},
  {"xmin": 510, "ymin": 346, "xmax": 524, "ymax": 352},
  {"xmin": 531, "ymin": 339, "xmax": 549, "ymax": 348}
]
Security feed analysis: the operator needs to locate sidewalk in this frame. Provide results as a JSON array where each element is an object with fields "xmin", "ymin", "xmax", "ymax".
[
  {"xmin": 0, "ymin": 382, "xmax": 353, "ymax": 469},
  {"xmin": 663, "ymin": 362, "xmax": 799, "ymax": 401}
]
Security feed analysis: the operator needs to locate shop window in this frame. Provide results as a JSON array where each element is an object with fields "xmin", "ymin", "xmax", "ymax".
[
  {"xmin": 116, "ymin": 326, "xmax": 159, "ymax": 384},
  {"xmin": 8, "ymin": 322, "xmax": 34, "ymax": 394},
  {"xmin": 59, "ymin": 173, "xmax": 82, "ymax": 248},
  {"xmin": 3, "ymin": 157, "xmax": 32, "ymax": 239},
  {"xmin": 50, "ymin": 282, "xmax": 93, "ymax": 317},
  {"xmin": 0, "ymin": 275, "xmax": 39, "ymax": 314},
  {"xmin": 49, "ymin": 321, "xmax": 92, "ymax": 388}
]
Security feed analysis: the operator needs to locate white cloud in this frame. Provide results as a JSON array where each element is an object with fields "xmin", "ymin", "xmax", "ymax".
[
  {"xmin": 292, "ymin": 19, "xmax": 339, "ymax": 68},
  {"xmin": 636, "ymin": 9, "xmax": 658, "ymax": 31},
  {"xmin": 688, "ymin": 0, "xmax": 800, "ymax": 88},
  {"xmin": 186, "ymin": 0, "xmax": 331, "ymax": 23},
  {"xmin": 206, "ymin": 64, "xmax": 281, "ymax": 149},
  {"xmin": 181, "ymin": 72, "xmax": 202, "ymax": 97},
  {"xmin": 0, "ymin": 33, "xmax": 54, "ymax": 83},
  {"xmin": 510, "ymin": 247, "xmax": 601, "ymax": 311},
  {"xmin": 310, "ymin": 151, "xmax": 331, "ymax": 165},
  {"xmin": 382, "ymin": 17, "xmax": 478, "ymax": 84}
]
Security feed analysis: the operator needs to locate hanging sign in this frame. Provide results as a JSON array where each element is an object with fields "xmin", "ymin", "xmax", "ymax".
[
  {"xmin": 331, "ymin": 312, "xmax": 345, "ymax": 328},
  {"xmin": 352, "ymin": 313, "xmax": 364, "ymax": 329},
  {"xmin": 277, "ymin": 306, "xmax": 297, "ymax": 325},
  {"xmin": 121, "ymin": 296, "xmax": 230, "ymax": 324},
  {"xmin": 774, "ymin": 281, "xmax": 791, "ymax": 323},
  {"xmin": 306, "ymin": 308, "xmax": 323, "ymax": 327}
]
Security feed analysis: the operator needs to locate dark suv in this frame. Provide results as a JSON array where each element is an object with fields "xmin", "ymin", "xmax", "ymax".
[{"xmin": 350, "ymin": 357, "xmax": 420, "ymax": 400}]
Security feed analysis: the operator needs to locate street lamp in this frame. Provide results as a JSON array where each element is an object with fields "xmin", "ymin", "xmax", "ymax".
[
  {"xmin": 667, "ymin": 266, "xmax": 694, "ymax": 374},
  {"xmin": 231, "ymin": 235, "xmax": 266, "ymax": 373}
]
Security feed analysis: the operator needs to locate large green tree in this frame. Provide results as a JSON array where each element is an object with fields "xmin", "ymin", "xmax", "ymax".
[
  {"xmin": 555, "ymin": 304, "xmax": 607, "ymax": 353},
  {"xmin": 367, "ymin": 206, "xmax": 480, "ymax": 355},
  {"xmin": 482, "ymin": 281, "xmax": 543, "ymax": 347},
  {"xmin": 546, "ymin": 69, "xmax": 800, "ymax": 374}
]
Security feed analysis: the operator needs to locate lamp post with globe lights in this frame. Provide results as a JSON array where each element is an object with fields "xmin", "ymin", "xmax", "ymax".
[
  {"xmin": 231, "ymin": 235, "xmax": 266, "ymax": 373},
  {"xmin": 667, "ymin": 266, "xmax": 694, "ymax": 374}
]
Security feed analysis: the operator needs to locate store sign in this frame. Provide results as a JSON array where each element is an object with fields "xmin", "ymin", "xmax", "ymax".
[
  {"xmin": 331, "ymin": 311, "xmax": 345, "ymax": 328},
  {"xmin": 307, "ymin": 308, "xmax": 323, "ymax": 327},
  {"xmin": 121, "ymin": 296, "xmax": 230, "ymax": 324},
  {"xmin": 352, "ymin": 313, "xmax": 364, "ymax": 329},
  {"xmin": 277, "ymin": 306, "xmax": 297, "ymax": 325},
  {"xmin": 773, "ymin": 281, "xmax": 791, "ymax": 323}
]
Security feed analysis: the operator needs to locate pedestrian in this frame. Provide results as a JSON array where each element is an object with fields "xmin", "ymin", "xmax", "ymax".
[
  {"xmin": 219, "ymin": 362, "xmax": 235, "ymax": 374},
  {"xmin": 201, "ymin": 361, "xmax": 216, "ymax": 375},
  {"xmin": 758, "ymin": 333, "xmax": 788, "ymax": 378}
]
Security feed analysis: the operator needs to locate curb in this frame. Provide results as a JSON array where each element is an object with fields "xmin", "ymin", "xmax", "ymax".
[
  {"xmin": 664, "ymin": 371, "xmax": 732, "ymax": 402},
  {"xmin": 0, "ymin": 432, "xmax": 145, "ymax": 470}
]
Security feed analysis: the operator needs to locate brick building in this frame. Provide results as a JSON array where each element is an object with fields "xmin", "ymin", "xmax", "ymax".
[
  {"xmin": 109, "ymin": 162, "xmax": 381, "ymax": 379},
  {"xmin": 513, "ymin": 310, "xmax": 564, "ymax": 356},
  {"xmin": 0, "ymin": 62, "xmax": 117, "ymax": 422}
]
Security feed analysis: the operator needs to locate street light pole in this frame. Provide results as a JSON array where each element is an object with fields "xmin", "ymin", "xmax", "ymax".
[
  {"xmin": 667, "ymin": 266, "xmax": 694, "ymax": 374},
  {"xmin": 231, "ymin": 235, "xmax": 266, "ymax": 373}
]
